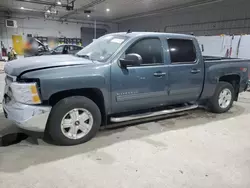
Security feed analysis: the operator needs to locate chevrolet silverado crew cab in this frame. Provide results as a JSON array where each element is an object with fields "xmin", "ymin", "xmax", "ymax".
[{"xmin": 3, "ymin": 32, "xmax": 250, "ymax": 145}]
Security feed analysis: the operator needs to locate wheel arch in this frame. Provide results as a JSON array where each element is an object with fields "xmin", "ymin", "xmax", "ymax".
[
  {"xmin": 219, "ymin": 74, "xmax": 240, "ymax": 101},
  {"xmin": 48, "ymin": 88, "xmax": 107, "ymax": 126}
]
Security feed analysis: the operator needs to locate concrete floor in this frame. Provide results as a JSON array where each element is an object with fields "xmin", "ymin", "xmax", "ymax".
[{"xmin": 0, "ymin": 72, "xmax": 250, "ymax": 188}]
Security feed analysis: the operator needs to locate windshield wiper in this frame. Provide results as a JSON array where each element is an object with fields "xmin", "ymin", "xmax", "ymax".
[{"xmin": 76, "ymin": 54, "xmax": 90, "ymax": 59}]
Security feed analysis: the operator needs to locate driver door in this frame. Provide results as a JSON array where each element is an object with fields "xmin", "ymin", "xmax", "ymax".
[{"xmin": 111, "ymin": 37, "xmax": 169, "ymax": 113}]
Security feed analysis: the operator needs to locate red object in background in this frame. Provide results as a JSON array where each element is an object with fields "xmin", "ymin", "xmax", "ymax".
[
  {"xmin": 1, "ymin": 48, "xmax": 7, "ymax": 56},
  {"xmin": 229, "ymin": 47, "xmax": 232, "ymax": 57},
  {"xmin": 24, "ymin": 42, "xmax": 32, "ymax": 50},
  {"xmin": 240, "ymin": 67, "xmax": 247, "ymax": 72}
]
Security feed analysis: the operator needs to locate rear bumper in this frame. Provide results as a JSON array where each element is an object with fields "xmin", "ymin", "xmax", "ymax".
[{"xmin": 3, "ymin": 100, "xmax": 51, "ymax": 132}]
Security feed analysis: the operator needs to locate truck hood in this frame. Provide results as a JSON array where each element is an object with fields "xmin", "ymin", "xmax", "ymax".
[{"xmin": 5, "ymin": 55, "xmax": 93, "ymax": 76}]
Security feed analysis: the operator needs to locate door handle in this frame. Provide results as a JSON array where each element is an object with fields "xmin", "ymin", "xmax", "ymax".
[
  {"xmin": 190, "ymin": 69, "xmax": 201, "ymax": 74},
  {"xmin": 154, "ymin": 72, "xmax": 166, "ymax": 77}
]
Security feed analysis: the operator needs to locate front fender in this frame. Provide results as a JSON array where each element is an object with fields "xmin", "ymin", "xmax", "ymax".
[{"xmin": 21, "ymin": 64, "xmax": 111, "ymax": 111}]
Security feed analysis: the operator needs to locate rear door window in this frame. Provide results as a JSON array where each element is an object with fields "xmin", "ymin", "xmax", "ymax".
[
  {"xmin": 73, "ymin": 46, "xmax": 82, "ymax": 51},
  {"xmin": 167, "ymin": 39, "xmax": 196, "ymax": 63},
  {"xmin": 54, "ymin": 46, "xmax": 64, "ymax": 53}
]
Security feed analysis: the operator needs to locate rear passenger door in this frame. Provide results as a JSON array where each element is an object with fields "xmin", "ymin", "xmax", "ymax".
[{"xmin": 166, "ymin": 39, "xmax": 204, "ymax": 103}]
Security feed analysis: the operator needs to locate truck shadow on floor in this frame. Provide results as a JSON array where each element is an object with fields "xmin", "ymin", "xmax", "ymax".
[{"xmin": 0, "ymin": 102, "xmax": 249, "ymax": 173}]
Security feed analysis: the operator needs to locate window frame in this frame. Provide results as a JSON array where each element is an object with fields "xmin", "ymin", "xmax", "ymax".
[
  {"xmin": 75, "ymin": 46, "xmax": 82, "ymax": 51},
  {"xmin": 71, "ymin": 45, "xmax": 81, "ymax": 51},
  {"xmin": 166, "ymin": 38, "xmax": 198, "ymax": 65},
  {"xmin": 125, "ymin": 37, "xmax": 164, "ymax": 66}
]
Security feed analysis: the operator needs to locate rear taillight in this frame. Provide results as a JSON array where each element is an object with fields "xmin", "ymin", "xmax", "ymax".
[{"xmin": 240, "ymin": 67, "xmax": 247, "ymax": 72}]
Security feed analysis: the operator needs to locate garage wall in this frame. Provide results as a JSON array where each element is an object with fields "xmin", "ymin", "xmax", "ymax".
[
  {"xmin": 81, "ymin": 27, "xmax": 108, "ymax": 46},
  {"xmin": 197, "ymin": 35, "xmax": 250, "ymax": 59},
  {"xmin": 118, "ymin": 0, "xmax": 250, "ymax": 36},
  {"xmin": 0, "ymin": 13, "xmax": 118, "ymax": 50}
]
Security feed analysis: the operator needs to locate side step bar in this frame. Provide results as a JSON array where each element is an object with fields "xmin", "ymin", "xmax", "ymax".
[{"xmin": 110, "ymin": 104, "xmax": 198, "ymax": 123}]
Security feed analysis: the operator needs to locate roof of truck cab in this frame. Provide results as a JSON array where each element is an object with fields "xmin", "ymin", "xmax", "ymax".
[{"xmin": 110, "ymin": 32, "xmax": 195, "ymax": 39}]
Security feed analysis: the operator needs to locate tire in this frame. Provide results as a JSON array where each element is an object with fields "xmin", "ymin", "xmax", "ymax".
[
  {"xmin": 47, "ymin": 96, "xmax": 101, "ymax": 146},
  {"xmin": 208, "ymin": 81, "xmax": 235, "ymax": 113}
]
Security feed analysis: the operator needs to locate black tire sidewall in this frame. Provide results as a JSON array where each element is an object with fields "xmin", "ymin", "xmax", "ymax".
[
  {"xmin": 209, "ymin": 82, "xmax": 235, "ymax": 113},
  {"xmin": 47, "ymin": 96, "xmax": 101, "ymax": 145}
]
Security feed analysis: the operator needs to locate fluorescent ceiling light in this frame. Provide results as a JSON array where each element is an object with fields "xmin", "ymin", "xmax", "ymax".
[
  {"xmin": 106, "ymin": 8, "xmax": 110, "ymax": 12},
  {"xmin": 20, "ymin": 7, "xmax": 24, "ymax": 9},
  {"xmin": 57, "ymin": 1, "xmax": 62, "ymax": 5}
]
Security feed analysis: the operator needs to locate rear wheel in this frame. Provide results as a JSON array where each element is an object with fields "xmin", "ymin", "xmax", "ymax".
[
  {"xmin": 47, "ymin": 96, "xmax": 101, "ymax": 145},
  {"xmin": 208, "ymin": 82, "xmax": 235, "ymax": 113}
]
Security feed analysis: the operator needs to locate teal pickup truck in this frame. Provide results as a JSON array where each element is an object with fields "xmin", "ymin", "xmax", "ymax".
[{"xmin": 3, "ymin": 32, "xmax": 250, "ymax": 145}]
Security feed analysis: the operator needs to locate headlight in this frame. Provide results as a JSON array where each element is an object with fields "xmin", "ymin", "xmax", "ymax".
[{"xmin": 10, "ymin": 82, "xmax": 41, "ymax": 104}]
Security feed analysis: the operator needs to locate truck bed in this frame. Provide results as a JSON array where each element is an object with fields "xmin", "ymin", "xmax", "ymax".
[
  {"xmin": 203, "ymin": 56, "xmax": 243, "ymax": 61},
  {"xmin": 203, "ymin": 56, "xmax": 250, "ymax": 67},
  {"xmin": 201, "ymin": 55, "xmax": 250, "ymax": 96}
]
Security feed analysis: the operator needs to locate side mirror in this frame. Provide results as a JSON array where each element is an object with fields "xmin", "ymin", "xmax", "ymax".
[{"xmin": 120, "ymin": 53, "xmax": 142, "ymax": 68}]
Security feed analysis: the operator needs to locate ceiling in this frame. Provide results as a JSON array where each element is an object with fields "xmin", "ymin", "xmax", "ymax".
[{"xmin": 0, "ymin": 0, "xmax": 225, "ymax": 22}]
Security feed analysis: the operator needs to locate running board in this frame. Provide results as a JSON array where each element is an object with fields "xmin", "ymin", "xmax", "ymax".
[{"xmin": 110, "ymin": 104, "xmax": 198, "ymax": 123}]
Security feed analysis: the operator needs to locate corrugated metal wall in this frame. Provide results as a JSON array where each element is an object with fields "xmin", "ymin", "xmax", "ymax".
[
  {"xmin": 118, "ymin": 0, "xmax": 250, "ymax": 36},
  {"xmin": 197, "ymin": 35, "xmax": 250, "ymax": 59}
]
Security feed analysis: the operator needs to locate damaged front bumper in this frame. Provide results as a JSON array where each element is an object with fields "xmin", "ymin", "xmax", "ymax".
[{"xmin": 3, "ymin": 100, "xmax": 51, "ymax": 132}]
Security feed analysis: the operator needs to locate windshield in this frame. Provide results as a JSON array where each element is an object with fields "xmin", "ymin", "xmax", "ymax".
[{"xmin": 76, "ymin": 35, "xmax": 128, "ymax": 62}]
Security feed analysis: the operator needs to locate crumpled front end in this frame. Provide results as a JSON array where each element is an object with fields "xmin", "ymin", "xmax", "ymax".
[
  {"xmin": 2, "ymin": 75, "xmax": 51, "ymax": 132},
  {"xmin": 3, "ymin": 100, "xmax": 51, "ymax": 132}
]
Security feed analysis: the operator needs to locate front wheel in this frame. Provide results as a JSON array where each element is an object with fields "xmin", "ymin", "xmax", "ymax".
[
  {"xmin": 47, "ymin": 96, "xmax": 101, "ymax": 145},
  {"xmin": 208, "ymin": 82, "xmax": 235, "ymax": 113}
]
